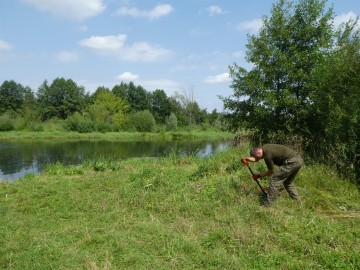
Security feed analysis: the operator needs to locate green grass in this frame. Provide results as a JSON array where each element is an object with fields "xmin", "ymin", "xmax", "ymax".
[
  {"xmin": 0, "ymin": 146, "xmax": 359, "ymax": 269},
  {"xmin": 0, "ymin": 130, "xmax": 233, "ymax": 142}
]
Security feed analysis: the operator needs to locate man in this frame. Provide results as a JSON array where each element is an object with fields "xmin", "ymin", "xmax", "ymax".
[{"xmin": 242, "ymin": 144, "xmax": 303, "ymax": 206}]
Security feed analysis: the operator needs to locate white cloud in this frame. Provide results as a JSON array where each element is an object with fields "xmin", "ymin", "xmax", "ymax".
[
  {"xmin": 0, "ymin": 40, "xmax": 12, "ymax": 50},
  {"xmin": 116, "ymin": 4, "xmax": 173, "ymax": 20},
  {"xmin": 56, "ymin": 50, "xmax": 79, "ymax": 63},
  {"xmin": 237, "ymin": 18, "xmax": 262, "ymax": 33},
  {"xmin": 79, "ymin": 34, "xmax": 172, "ymax": 62},
  {"xmin": 204, "ymin": 73, "xmax": 231, "ymax": 84},
  {"xmin": 23, "ymin": 0, "xmax": 106, "ymax": 21},
  {"xmin": 334, "ymin": 11, "xmax": 358, "ymax": 28},
  {"xmin": 79, "ymin": 34, "xmax": 126, "ymax": 51},
  {"xmin": 116, "ymin": 72, "xmax": 139, "ymax": 81},
  {"xmin": 206, "ymin": 5, "xmax": 224, "ymax": 16}
]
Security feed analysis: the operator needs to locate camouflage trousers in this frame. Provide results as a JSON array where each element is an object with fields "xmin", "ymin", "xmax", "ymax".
[{"xmin": 265, "ymin": 155, "xmax": 303, "ymax": 205}]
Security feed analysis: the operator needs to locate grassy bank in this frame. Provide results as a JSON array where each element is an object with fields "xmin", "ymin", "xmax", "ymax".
[
  {"xmin": 0, "ymin": 146, "xmax": 359, "ymax": 269},
  {"xmin": 0, "ymin": 130, "xmax": 234, "ymax": 141}
]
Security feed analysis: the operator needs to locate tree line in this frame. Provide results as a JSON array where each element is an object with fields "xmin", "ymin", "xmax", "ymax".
[
  {"xmin": 0, "ymin": 79, "xmax": 225, "ymax": 133},
  {"xmin": 222, "ymin": 0, "xmax": 360, "ymax": 182}
]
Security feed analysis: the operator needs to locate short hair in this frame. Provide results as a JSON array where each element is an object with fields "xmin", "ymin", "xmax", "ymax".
[{"xmin": 250, "ymin": 147, "xmax": 261, "ymax": 157}]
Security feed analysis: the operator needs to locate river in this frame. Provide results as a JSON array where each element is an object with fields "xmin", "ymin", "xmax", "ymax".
[{"xmin": 0, "ymin": 139, "xmax": 231, "ymax": 181}]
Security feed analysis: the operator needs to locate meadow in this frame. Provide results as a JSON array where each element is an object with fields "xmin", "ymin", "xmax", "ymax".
[{"xmin": 0, "ymin": 144, "xmax": 359, "ymax": 269}]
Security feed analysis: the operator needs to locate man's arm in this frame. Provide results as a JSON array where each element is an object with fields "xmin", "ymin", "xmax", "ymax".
[{"xmin": 243, "ymin": 157, "xmax": 257, "ymax": 162}]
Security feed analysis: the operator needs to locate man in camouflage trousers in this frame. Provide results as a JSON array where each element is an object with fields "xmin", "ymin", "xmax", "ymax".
[{"xmin": 242, "ymin": 144, "xmax": 303, "ymax": 206}]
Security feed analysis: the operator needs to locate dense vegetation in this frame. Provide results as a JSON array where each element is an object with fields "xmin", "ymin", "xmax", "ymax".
[
  {"xmin": 221, "ymin": 0, "xmax": 359, "ymax": 182},
  {"xmin": 0, "ymin": 146, "xmax": 359, "ymax": 269},
  {"xmin": 0, "ymin": 79, "xmax": 225, "ymax": 133}
]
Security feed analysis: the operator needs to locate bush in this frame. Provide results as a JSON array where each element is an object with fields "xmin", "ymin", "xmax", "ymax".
[
  {"xmin": 165, "ymin": 112, "xmax": 178, "ymax": 131},
  {"xmin": 0, "ymin": 114, "xmax": 14, "ymax": 131},
  {"xmin": 0, "ymin": 118, "xmax": 14, "ymax": 131},
  {"xmin": 130, "ymin": 110, "xmax": 156, "ymax": 132},
  {"xmin": 64, "ymin": 112, "xmax": 95, "ymax": 133}
]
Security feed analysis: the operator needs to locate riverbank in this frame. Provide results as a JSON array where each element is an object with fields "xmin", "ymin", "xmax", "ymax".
[
  {"xmin": 0, "ymin": 130, "xmax": 234, "ymax": 141},
  {"xmin": 0, "ymin": 146, "xmax": 359, "ymax": 269}
]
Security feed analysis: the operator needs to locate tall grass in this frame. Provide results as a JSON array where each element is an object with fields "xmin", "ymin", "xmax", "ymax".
[{"xmin": 0, "ymin": 146, "xmax": 359, "ymax": 269}]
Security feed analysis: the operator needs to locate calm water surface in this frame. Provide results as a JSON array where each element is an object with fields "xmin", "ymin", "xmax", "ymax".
[{"xmin": 0, "ymin": 139, "xmax": 231, "ymax": 181}]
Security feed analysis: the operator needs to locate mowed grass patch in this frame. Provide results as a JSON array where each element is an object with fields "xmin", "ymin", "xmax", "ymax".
[{"xmin": 0, "ymin": 146, "xmax": 359, "ymax": 269}]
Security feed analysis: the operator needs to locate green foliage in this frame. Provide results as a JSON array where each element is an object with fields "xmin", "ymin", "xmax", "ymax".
[
  {"xmin": 37, "ymin": 78, "xmax": 86, "ymax": 120},
  {"xmin": 64, "ymin": 112, "xmax": 95, "ymax": 133},
  {"xmin": 130, "ymin": 110, "xmax": 156, "ymax": 132},
  {"xmin": 223, "ymin": 0, "xmax": 334, "ymax": 137},
  {"xmin": 150, "ymin": 89, "xmax": 172, "ymax": 124},
  {"xmin": 222, "ymin": 0, "xmax": 359, "ymax": 181},
  {"xmin": 0, "ymin": 113, "xmax": 14, "ymax": 131},
  {"xmin": 0, "ymin": 80, "xmax": 28, "ymax": 113},
  {"xmin": 165, "ymin": 112, "xmax": 178, "ymax": 131}
]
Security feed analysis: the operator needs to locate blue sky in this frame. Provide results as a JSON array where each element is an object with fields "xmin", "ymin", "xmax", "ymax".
[{"xmin": 0, "ymin": 0, "xmax": 359, "ymax": 112}]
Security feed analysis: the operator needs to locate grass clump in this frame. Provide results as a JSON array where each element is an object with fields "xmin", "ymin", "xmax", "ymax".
[{"xmin": 0, "ymin": 146, "xmax": 359, "ymax": 269}]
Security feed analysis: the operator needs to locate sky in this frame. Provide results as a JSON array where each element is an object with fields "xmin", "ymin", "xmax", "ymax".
[{"xmin": 0, "ymin": 0, "xmax": 359, "ymax": 112}]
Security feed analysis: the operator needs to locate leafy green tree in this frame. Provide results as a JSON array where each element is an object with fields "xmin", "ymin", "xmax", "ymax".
[
  {"xmin": 87, "ymin": 90, "xmax": 129, "ymax": 126},
  {"xmin": 165, "ymin": 112, "xmax": 178, "ymax": 131},
  {"xmin": 112, "ymin": 82, "xmax": 127, "ymax": 101},
  {"xmin": 310, "ymin": 17, "xmax": 360, "ymax": 179},
  {"xmin": 174, "ymin": 89, "xmax": 202, "ymax": 126},
  {"xmin": 37, "ymin": 78, "xmax": 86, "ymax": 120},
  {"xmin": 150, "ymin": 89, "xmax": 171, "ymax": 124},
  {"xmin": 0, "ymin": 80, "xmax": 28, "ymax": 113},
  {"xmin": 125, "ymin": 82, "xmax": 151, "ymax": 112},
  {"xmin": 222, "ymin": 0, "xmax": 334, "ymax": 141},
  {"xmin": 168, "ymin": 97, "xmax": 188, "ymax": 126}
]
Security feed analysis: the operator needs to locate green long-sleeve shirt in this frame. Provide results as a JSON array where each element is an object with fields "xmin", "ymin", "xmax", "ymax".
[{"xmin": 262, "ymin": 144, "xmax": 299, "ymax": 171}]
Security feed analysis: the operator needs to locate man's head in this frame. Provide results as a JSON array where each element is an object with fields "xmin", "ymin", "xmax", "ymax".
[{"xmin": 250, "ymin": 147, "xmax": 263, "ymax": 161}]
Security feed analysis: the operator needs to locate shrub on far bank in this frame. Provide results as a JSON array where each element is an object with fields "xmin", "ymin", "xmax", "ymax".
[{"xmin": 130, "ymin": 110, "xmax": 156, "ymax": 132}]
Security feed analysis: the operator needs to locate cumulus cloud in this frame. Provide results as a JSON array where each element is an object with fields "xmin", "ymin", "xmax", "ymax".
[
  {"xmin": 79, "ymin": 34, "xmax": 126, "ymax": 51},
  {"xmin": 116, "ymin": 72, "xmax": 139, "ymax": 81},
  {"xmin": 79, "ymin": 34, "xmax": 172, "ymax": 62},
  {"xmin": 206, "ymin": 5, "xmax": 225, "ymax": 16},
  {"xmin": 204, "ymin": 73, "xmax": 231, "ymax": 84},
  {"xmin": 0, "ymin": 40, "xmax": 12, "ymax": 50},
  {"xmin": 115, "ymin": 4, "xmax": 173, "ymax": 20},
  {"xmin": 334, "ymin": 11, "xmax": 358, "ymax": 28},
  {"xmin": 23, "ymin": 0, "xmax": 106, "ymax": 21},
  {"xmin": 237, "ymin": 18, "xmax": 262, "ymax": 33},
  {"xmin": 56, "ymin": 50, "xmax": 79, "ymax": 63}
]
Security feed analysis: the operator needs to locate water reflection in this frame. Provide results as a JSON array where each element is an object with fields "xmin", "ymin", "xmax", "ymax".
[{"xmin": 0, "ymin": 140, "xmax": 230, "ymax": 181}]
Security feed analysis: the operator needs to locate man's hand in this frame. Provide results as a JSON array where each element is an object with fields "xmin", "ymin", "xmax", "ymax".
[
  {"xmin": 252, "ymin": 174, "xmax": 261, "ymax": 181},
  {"xmin": 241, "ymin": 158, "xmax": 248, "ymax": 166}
]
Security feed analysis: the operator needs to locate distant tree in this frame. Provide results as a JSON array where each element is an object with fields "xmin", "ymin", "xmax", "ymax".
[
  {"xmin": 125, "ymin": 82, "xmax": 151, "ymax": 112},
  {"xmin": 150, "ymin": 89, "xmax": 171, "ymax": 124},
  {"xmin": 165, "ymin": 112, "xmax": 178, "ymax": 131},
  {"xmin": 87, "ymin": 90, "xmax": 129, "ymax": 126},
  {"xmin": 37, "ymin": 78, "xmax": 86, "ymax": 120},
  {"xmin": 112, "ymin": 82, "xmax": 127, "ymax": 100},
  {"xmin": 174, "ymin": 88, "xmax": 200, "ymax": 126},
  {"xmin": 0, "ymin": 80, "xmax": 28, "ymax": 113},
  {"xmin": 168, "ymin": 97, "xmax": 187, "ymax": 126},
  {"xmin": 208, "ymin": 109, "xmax": 219, "ymax": 127}
]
